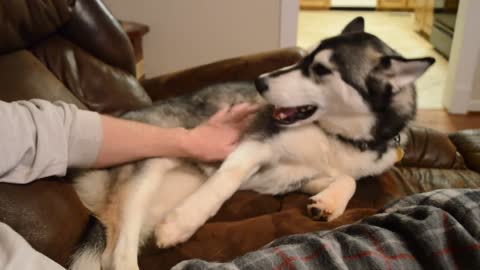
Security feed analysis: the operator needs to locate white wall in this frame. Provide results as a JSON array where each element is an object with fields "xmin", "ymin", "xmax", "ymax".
[
  {"xmin": 330, "ymin": 0, "xmax": 376, "ymax": 8},
  {"xmin": 280, "ymin": 0, "xmax": 299, "ymax": 48},
  {"xmin": 103, "ymin": 0, "xmax": 284, "ymax": 77},
  {"xmin": 474, "ymin": 58, "xmax": 480, "ymax": 99},
  {"xmin": 443, "ymin": 0, "xmax": 480, "ymax": 113},
  {"xmin": 470, "ymin": 55, "xmax": 480, "ymax": 110}
]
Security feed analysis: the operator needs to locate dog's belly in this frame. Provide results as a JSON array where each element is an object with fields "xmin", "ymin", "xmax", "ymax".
[
  {"xmin": 240, "ymin": 163, "xmax": 320, "ymax": 195},
  {"xmin": 144, "ymin": 164, "xmax": 207, "ymax": 230},
  {"xmin": 133, "ymin": 164, "xmax": 207, "ymax": 241}
]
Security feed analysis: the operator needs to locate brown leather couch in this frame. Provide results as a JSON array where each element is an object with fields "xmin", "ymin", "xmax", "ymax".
[{"xmin": 1, "ymin": 1, "xmax": 480, "ymax": 269}]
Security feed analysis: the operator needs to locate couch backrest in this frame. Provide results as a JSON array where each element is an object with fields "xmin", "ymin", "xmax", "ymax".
[
  {"xmin": 0, "ymin": 1, "xmax": 154, "ymax": 266},
  {"xmin": 0, "ymin": 0, "xmax": 152, "ymax": 114}
]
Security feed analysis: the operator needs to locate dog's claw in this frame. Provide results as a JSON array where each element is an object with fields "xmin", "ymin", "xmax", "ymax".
[
  {"xmin": 155, "ymin": 223, "xmax": 192, "ymax": 248},
  {"xmin": 307, "ymin": 204, "xmax": 332, "ymax": 221},
  {"xmin": 155, "ymin": 211, "xmax": 197, "ymax": 248},
  {"xmin": 307, "ymin": 196, "xmax": 342, "ymax": 222}
]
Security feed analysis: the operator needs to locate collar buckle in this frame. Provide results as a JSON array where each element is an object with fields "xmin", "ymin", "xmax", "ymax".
[{"xmin": 393, "ymin": 135, "xmax": 401, "ymax": 147}]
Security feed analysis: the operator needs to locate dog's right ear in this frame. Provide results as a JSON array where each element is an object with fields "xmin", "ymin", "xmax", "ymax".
[
  {"xmin": 376, "ymin": 56, "xmax": 435, "ymax": 90},
  {"xmin": 341, "ymin": 17, "xmax": 365, "ymax": 34}
]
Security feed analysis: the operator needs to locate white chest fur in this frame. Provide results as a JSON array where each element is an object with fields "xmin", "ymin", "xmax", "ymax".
[{"xmin": 241, "ymin": 125, "xmax": 399, "ymax": 195}]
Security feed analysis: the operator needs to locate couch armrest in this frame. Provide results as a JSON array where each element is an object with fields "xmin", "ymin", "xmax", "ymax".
[
  {"xmin": 397, "ymin": 126, "xmax": 466, "ymax": 169},
  {"xmin": 61, "ymin": 0, "xmax": 136, "ymax": 76},
  {"xmin": 449, "ymin": 129, "xmax": 480, "ymax": 173},
  {"xmin": 142, "ymin": 47, "xmax": 306, "ymax": 101}
]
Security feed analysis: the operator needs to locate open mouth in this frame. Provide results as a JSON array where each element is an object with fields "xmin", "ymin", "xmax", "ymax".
[{"xmin": 272, "ymin": 105, "xmax": 318, "ymax": 125}]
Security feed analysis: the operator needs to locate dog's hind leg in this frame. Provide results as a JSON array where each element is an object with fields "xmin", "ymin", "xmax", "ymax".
[
  {"xmin": 306, "ymin": 175, "xmax": 356, "ymax": 222},
  {"xmin": 155, "ymin": 141, "xmax": 274, "ymax": 248},
  {"xmin": 103, "ymin": 158, "xmax": 180, "ymax": 270}
]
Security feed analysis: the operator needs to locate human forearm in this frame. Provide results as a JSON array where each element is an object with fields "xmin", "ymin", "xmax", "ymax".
[
  {"xmin": 0, "ymin": 99, "xmax": 256, "ymax": 182},
  {"xmin": 93, "ymin": 103, "xmax": 257, "ymax": 167},
  {"xmin": 0, "ymin": 100, "xmax": 101, "ymax": 183},
  {"xmin": 93, "ymin": 115, "xmax": 190, "ymax": 168}
]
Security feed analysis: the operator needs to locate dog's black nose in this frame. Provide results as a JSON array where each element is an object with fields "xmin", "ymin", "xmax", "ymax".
[{"xmin": 255, "ymin": 77, "xmax": 269, "ymax": 94}]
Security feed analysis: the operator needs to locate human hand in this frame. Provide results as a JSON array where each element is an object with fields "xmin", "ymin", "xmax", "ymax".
[{"xmin": 181, "ymin": 103, "xmax": 259, "ymax": 162}]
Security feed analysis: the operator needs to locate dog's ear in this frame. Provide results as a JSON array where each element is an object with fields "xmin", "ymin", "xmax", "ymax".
[
  {"xmin": 341, "ymin": 17, "xmax": 365, "ymax": 34},
  {"xmin": 376, "ymin": 56, "xmax": 435, "ymax": 90}
]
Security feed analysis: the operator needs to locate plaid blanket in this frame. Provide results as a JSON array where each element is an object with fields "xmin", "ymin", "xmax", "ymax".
[{"xmin": 173, "ymin": 189, "xmax": 480, "ymax": 270}]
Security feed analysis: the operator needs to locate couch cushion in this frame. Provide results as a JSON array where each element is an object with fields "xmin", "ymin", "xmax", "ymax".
[
  {"xmin": 135, "ymin": 163, "xmax": 480, "ymax": 269},
  {"xmin": 137, "ymin": 190, "xmax": 376, "ymax": 270},
  {"xmin": 0, "ymin": 0, "xmax": 74, "ymax": 54},
  {"xmin": 449, "ymin": 129, "xmax": 480, "ymax": 173},
  {"xmin": 0, "ymin": 50, "xmax": 87, "ymax": 108},
  {"xmin": 31, "ymin": 35, "xmax": 152, "ymax": 114},
  {"xmin": 0, "ymin": 177, "xmax": 89, "ymax": 267},
  {"xmin": 398, "ymin": 126, "xmax": 465, "ymax": 169}
]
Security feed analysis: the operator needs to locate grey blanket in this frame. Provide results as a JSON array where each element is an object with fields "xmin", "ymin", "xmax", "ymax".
[{"xmin": 173, "ymin": 189, "xmax": 480, "ymax": 270}]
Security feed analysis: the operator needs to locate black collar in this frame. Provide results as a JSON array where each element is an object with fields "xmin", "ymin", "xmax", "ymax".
[
  {"xmin": 311, "ymin": 121, "xmax": 402, "ymax": 153},
  {"xmin": 332, "ymin": 133, "xmax": 401, "ymax": 152}
]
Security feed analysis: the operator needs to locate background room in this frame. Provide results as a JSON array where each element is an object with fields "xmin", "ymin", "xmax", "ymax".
[{"xmin": 105, "ymin": 0, "xmax": 480, "ymax": 131}]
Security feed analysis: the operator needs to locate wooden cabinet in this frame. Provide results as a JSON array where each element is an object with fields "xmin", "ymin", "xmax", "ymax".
[
  {"xmin": 444, "ymin": 0, "xmax": 459, "ymax": 11},
  {"xmin": 377, "ymin": 0, "xmax": 408, "ymax": 10},
  {"xmin": 120, "ymin": 21, "xmax": 150, "ymax": 80},
  {"xmin": 414, "ymin": 0, "xmax": 434, "ymax": 37},
  {"xmin": 377, "ymin": 0, "xmax": 416, "ymax": 10},
  {"xmin": 301, "ymin": 0, "xmax": 416, "ymax": 10},
  {"xmin": 408, "ymin": 0, "xmax": 416, "ymax": 8},
  {"xmin": 300, "ymin": 0, "xmax": 331, "ymax": 10}
]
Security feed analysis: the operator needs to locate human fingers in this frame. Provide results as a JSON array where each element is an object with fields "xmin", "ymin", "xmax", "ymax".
[
  {"xmin": 208, "ymin": 104, "xmax": 231, "ymax": 124},
  {"xmin": 225, "ymin": 103, "xmax": 259, "ymax": 123},
  {"xmin": 234, "ymin": 114, "xmax": 256, "ymax": 131}
]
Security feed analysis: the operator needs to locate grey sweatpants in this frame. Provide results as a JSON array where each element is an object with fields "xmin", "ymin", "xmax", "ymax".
[{"xmin": 0, "ymin": 99, "xmax": 102, "ymax": 269}]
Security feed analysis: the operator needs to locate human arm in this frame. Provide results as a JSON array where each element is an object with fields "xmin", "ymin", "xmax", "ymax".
[
  {"xmin": 0, "ymin": 99, "xmax": 101, "ymax": 183},
  {"xmin": 0, "ymin": 99, "xmax": 256, "ymax": 183},
  {"xmin": 93, "ymin": 102, "xmax": 257, "ymax": 167}
]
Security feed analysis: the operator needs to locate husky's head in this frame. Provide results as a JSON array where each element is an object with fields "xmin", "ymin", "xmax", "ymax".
[{"xmin": 255, "ymin": 17, "xmax": 434, "ymax": 141}]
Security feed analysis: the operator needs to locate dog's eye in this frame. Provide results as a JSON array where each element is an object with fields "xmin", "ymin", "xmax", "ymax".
[{"xmin": 312, "ymin": 64, "xmax": 331, "ymax": 77}]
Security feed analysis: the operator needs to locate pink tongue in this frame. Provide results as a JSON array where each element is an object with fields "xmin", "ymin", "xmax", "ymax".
[{"xmin": 273, "ymin": 107, "xmax": 297, "ymax": 119}]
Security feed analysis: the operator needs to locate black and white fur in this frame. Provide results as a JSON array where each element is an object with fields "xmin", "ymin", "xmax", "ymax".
[{"xmin": 70, "ymin": 17, "xmax": 434, "ymax": 270}]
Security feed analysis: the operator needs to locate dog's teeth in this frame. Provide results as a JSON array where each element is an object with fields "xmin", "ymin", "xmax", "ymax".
[{"xmin": 279, "ymin": 113, "xmax": 286, "ymax": 119}]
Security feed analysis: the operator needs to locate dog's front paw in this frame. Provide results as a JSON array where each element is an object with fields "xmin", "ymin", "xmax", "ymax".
[
  {"xmin": 306, "ymin": 195, "xmax": 346, "ymax": 222},
  {"xmin": 109, "ymin": 264, "xmax": 139, "ymax": 270},
  {"xmin": 155, "ymin": 211, "xmax": 197, "ymax": 248},
  {"xmin": 102, "ymin": 257, "xmax": 139, "ymax": 270},
  {"xmin": 106, "ymin": 241, "xmax": 140, "ymax": 270}
]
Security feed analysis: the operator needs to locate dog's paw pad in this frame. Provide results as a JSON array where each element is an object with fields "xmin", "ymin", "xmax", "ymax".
[
  {"xmin": 105, "ymin": 259, "xmax": 139, "ymax": 270},
  {"xmin": 307, "ymin": 197, "xmax": 342, "ymax": 222},
  {"xmin": 155, "ymin": 218, "xmax": 195, "ymax": 248},
  {"xmin": 307, "ymin": 204, "xmax": 333, "ymax": 221},
  {"xmin": 155, "ymin": 226, "xmax": 185, "ymax": 248}
]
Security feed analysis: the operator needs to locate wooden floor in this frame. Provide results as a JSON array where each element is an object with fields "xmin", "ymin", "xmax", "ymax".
[{"xmin": 415, "ymin": 109, "xmax": 480, "ymax": 133}]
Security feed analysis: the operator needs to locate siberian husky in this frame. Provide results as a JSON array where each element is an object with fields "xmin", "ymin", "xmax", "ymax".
[{"xmin": 70, "ymin": 17, "xmax": 435, "ymax": 270}]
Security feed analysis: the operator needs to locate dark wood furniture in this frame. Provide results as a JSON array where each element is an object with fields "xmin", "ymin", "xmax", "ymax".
[{"xmin": 120, "ymin": 21, "xmax": 150, "ymax": 80}]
